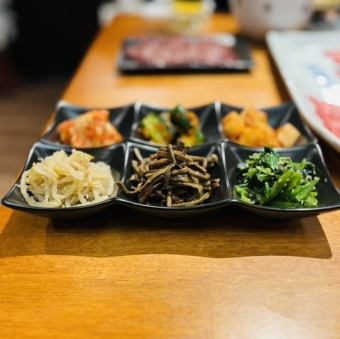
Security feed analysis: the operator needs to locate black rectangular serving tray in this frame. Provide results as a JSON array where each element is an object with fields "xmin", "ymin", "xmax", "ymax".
[
  {"xmin": 2, "ymin": 101, "xmax": 340, "ymax": 219},
  {"xmin": 118, "ymin": 35, "xmax": 253, "ymax": 74}
]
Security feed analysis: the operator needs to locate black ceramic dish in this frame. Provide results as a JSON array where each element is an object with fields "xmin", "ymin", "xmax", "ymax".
[
  {"xmin": 1, "ymin": 142, "xmax": 126, "ymax": 219},
  {"xmin": 130, "ymin": 102, "xmax": 221, "ymax": 147},
  {"xmin": 118, "ymin": 35, "xmax": 253, "ymax": 74},
  {"xmin": 41, "ymin": 101, "xmax": 136, "ymax": 148},
  {"xmin": 115, "ymin": 142, "xmax": 230, "ymax": 217},
  {"xmin": 219, "ymin": 102, "xmax": 317, "ymax": 147},
  {"xmin": 224, "ymin": 143, "xmax": 340, "ymax": 219},
  {"xmin": 2, "ymin": 101, "xmax": 340, "ymax": 219}
]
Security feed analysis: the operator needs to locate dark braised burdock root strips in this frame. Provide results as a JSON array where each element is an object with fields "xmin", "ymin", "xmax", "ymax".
[{"xmin": 117, "ymin": 144, "xmax": 220, "ymax": 207}]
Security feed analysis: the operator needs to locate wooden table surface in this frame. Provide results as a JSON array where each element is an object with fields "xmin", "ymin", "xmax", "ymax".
[{"xmin": 1, "ymin": 14, "xmax": 340, "ymax": 338}]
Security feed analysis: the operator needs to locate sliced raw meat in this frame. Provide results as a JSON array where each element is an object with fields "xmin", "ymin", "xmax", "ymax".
[
  {"xmin": 325, "ymin": 50, "xmax": 340, "ymax": 65},
  {"xmin": 125, "ymin": 36, "xmax": 238, "ymax": 67},
  {"xmin": 310, "ymin": 97, "xmax": 340, "ymax": 138}
]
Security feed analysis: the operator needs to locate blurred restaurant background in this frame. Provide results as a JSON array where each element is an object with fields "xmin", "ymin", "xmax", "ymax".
[{"xmin": 0, "ymin": 0, "xmax": 339, "ymax": 195}]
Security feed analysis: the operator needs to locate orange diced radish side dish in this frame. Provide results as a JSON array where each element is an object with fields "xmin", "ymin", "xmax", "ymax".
[
  {"xmin": 57, "ymin": 110, "xmax": 123, "ymax": 148},
  {"xmin": 222, "ymin": 108, "xmax": 301, "ymax": 148}
]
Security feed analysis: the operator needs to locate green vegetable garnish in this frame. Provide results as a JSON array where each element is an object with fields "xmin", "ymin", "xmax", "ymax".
[
  {"xmin": 139, "ymin": 112, "xmax": 175, "ymax": 145},
  {"xmin": 234, "ymin": 147, "xmax": 320, "ymax": 208},
  {"xmin": 139, "ymin": 105, "xmax": 206, "ymax": 147},
  {"xmin": 170, "ymin": 105, "xmax": 192, "ymax": 134}
]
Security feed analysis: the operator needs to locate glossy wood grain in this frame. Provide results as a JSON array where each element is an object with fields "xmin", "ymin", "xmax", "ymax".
[{"xmin": 1, "ymin": 14, "xmax": 340, "ymax": 338}]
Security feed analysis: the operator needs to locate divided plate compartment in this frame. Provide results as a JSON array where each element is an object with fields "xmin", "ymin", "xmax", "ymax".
[
  {"xmin": 219, "ymin": 102, "xmax": 317, "ymax": 147},
  {"xmin": 130, "ymin": 102, "xmax": 221, "ymax": 147},
  {"xmin": 41, "ymin": 101, "xmax": 136, "ymax": 148},
  {"xmin": 118, "ymin": 35, "xmax": 253, "ymax": 74},
  {"xmin": 224, "ymin": 142, "xmax": 340, "ymax": 219},
  {"xmin": 115, "ymin": 142, "xmax": 230, "ymax": 217},
  {"xmin": 2, "ymin": 101, "xmax": 340, "ymax": 219},
  {"xmin": 1, "ymin": 142, "xmax": 127, "ymax": 219}
]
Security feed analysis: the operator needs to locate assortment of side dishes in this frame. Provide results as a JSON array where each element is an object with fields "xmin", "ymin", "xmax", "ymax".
[{"xmin": 3, "ymin": 102, "xmax": 340, "ymax": 217}]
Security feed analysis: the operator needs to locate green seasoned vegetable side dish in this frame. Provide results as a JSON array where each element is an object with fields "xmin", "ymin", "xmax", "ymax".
[
  {"xmin": 139, "ymin": 112, "xmax": 175, "ymax": 145},
  {"xmin": 234, "ymin": 147, "xmax": 320, "ymax": 208},
  {"xmin": 138, "ymin": 105, "xmax": 206, "ymax": 147}
]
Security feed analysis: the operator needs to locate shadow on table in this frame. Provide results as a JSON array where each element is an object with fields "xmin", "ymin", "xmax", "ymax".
[{"xmin": 0, "ymin": 205, "xmax": 332, "ymax": 259}]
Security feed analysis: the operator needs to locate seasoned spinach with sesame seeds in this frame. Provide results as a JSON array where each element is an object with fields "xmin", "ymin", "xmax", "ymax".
[{"xmin": 234, "ymin": 147, "xmax": 319, "ymax": 208}]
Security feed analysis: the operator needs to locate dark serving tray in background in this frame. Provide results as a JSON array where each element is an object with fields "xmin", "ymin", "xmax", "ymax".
[
  {"xmin": 118, "ymin": 35, "xmax": 253, "ymax": 74},
  {"xmin": 2, "ymin": 101, "xmax": 340, "ymax": 219}
]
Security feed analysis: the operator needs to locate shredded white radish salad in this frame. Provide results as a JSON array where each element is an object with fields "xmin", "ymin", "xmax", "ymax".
[{"xmin": 20, "ymin": 150, "xmax": 114, "ymax": 208}]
